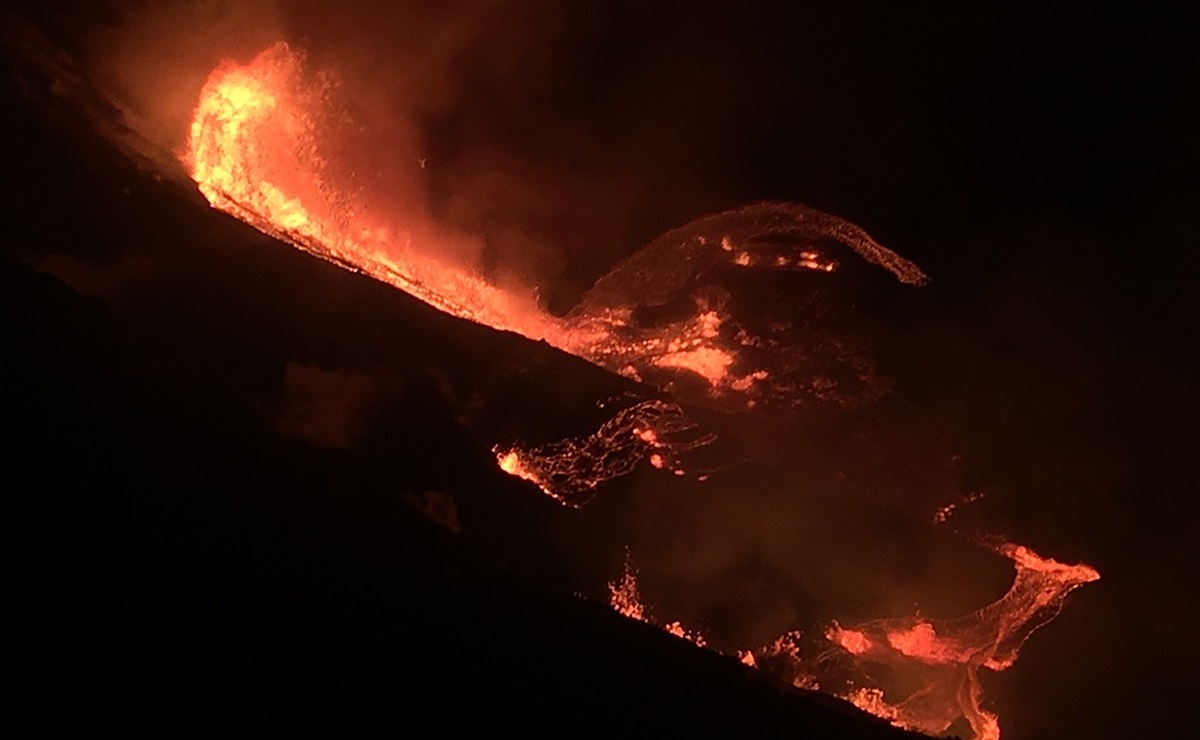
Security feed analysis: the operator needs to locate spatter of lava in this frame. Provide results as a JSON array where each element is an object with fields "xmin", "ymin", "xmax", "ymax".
[{"xmin": 185, "ymin": 42, "xmax": 1100, "ymax": 739}]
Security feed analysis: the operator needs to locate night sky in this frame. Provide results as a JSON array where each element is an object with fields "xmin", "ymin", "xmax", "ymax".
[{"xmin": 4, "ymin": 2, "xmax": 1197, "ymax": 738}]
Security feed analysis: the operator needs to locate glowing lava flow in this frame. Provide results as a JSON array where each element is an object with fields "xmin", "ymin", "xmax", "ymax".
[
  {"xmin": 493, "ymin": 400, "xmax": 714, "ymax": 508},
  {"xmin": 824, "ymin": 543, "xmax": 1099, "ymax": 740},
  {"xmin": 609, "ymin": 544, "xmax": 1099, "ymax": 740}
]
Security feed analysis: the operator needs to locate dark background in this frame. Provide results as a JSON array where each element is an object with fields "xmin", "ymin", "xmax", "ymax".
[{"xmin": 4, "ymin": 2, "xmax": 1197, "ymax": 737}]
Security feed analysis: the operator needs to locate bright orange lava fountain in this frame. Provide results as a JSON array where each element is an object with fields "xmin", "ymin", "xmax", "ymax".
[
  {"xmin": 186, "ymin": 42, "xmax": 559, "ymax": 342},
  {"xmin": 824, "ymin": 542, "xmax": 1100, "ymax": 739}
]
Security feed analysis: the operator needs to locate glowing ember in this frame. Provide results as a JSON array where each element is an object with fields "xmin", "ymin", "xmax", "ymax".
[
  {"xmin": 663, "ymin": 621, "xmax": 707, "ymax": 647},
  {"xmin": 934, "ymin": 491, "xmax": 987, "ymax": 524},
  {"xmin": 831, "ymin": 627, "xmax": 871, "ymax": 656}
]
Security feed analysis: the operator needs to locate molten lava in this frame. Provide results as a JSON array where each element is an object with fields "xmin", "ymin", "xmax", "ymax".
[
  {"xmin": 823, "ymin": 542, "xmax": 1100, "ymax": 740},
  {"xmin": 493, "ymin": 400, "xmax": 713, "ymax": 508},
  {"xmin": 186, "ymin": 42, "xmax": 560, "ymax": 342},
  {"xmin": 610, "ymin": 544, "xmax": 1098, "ymax": 740}
]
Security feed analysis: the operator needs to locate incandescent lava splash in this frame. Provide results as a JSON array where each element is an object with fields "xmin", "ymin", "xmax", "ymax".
[{"xmin": 186, "ymin": 42, "xmax": 559, "ymax": 341}]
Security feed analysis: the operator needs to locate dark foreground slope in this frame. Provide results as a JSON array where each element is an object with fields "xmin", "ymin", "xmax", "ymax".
[
  {"xmin": 1, "ymin": 30, "xmax": 924, "ymax": 740},
  {"xmin": 2, "ymin": 256, "xmax": 921, "ymax": 738}
]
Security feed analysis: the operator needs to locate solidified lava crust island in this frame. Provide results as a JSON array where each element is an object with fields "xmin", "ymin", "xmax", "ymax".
[{"xmin": 186, "ymin": 42, "xmax": 1099, "ymax": 740}]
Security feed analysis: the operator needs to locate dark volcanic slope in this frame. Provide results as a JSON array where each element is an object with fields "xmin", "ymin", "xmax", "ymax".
[{"xmin": 2, "ymin": 31, "xmax": 923, "ymax": 739}]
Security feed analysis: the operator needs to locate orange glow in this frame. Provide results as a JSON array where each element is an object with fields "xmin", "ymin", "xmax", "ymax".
[
  {"xmin": 186, "ymin": 42, "xmax": 561, "ymax": 344},
  {"xmin": 653, "ymin": 346, "xmax": 734, "ymax": 384},
  {"xmin": 829, "ymin": 625, "xmax": 871, "ymax": 655},
  {"xmin": 664, "ymin": 621, "xmax": 707, "ymax": 647},
  {"xmin": 495, "ymin": 449, "xmax": 556, "ymax": 499},
  {"xmin": 846, "ymin": 688, "xmax": 900, "ymax": 723},
  {"xmin": 819, "ymin": 542, "xmax": 1099, "ymax": 739},
  {"xmin": 605, "ymin": 542, "xmax": 1096, "ymax": 740},
  {"xmin": 607, "ymin": 553, "xmax": 707, "ymax": 648}
]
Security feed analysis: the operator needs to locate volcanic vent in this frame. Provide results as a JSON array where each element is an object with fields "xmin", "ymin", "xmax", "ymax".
[{"xmin": 178, "ymin": 41, "xmax": 1100, "ymax": 740}]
